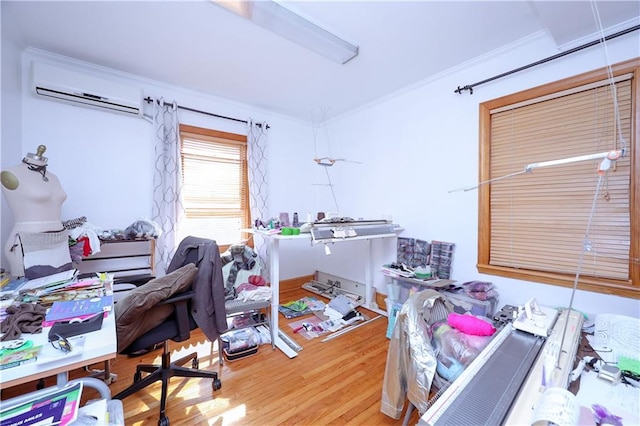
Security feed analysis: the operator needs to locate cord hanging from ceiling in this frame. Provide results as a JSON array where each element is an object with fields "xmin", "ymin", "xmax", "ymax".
[{"xmin": 311, "ymin": 106, "xmax": 341, "ymax": 214}]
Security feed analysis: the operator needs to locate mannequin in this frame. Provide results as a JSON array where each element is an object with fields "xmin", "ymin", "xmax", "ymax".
[{"xmin": 1, "ymin": 145, "xmax": 67, "ymax": 277}]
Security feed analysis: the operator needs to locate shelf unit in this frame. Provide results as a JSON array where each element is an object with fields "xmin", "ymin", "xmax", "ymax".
[{"xmin": 75, "ymin": 239, "xmax": 155, "ymax": 281}]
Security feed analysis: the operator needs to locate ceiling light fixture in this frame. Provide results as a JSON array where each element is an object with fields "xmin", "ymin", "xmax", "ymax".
[{"xmin": 213, "ymin": 1, "xmax": 359, "ymax": 64}]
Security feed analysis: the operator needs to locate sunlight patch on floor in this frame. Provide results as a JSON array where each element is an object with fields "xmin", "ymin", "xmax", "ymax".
[
  {"xmin": 168, "ymin": 340, "xmax": 221, "ymax": 368},
  {"xmin": 205, "ymin": 402, "xmax": 247, "ymax": 425},
  {"xmin": 180, "ymin": 397, "xmax": 246, "ymax": 425}
]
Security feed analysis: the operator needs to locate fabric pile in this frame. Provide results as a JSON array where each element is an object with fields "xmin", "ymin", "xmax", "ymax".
[
  {"xmin": 0, "ymin": 303, "xmax": 47, "ymax": 341},
  {"xmin": 64, "ymin": 216, "xmax": 103, "ymax": 257},
  {"xmin": 221, "ymin": 244, "xmax": 271, "ymax": 302}
]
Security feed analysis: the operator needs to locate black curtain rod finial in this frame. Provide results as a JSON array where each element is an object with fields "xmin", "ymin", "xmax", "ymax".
[{"xmin": 455, "ymin": 85, "xmax": 473, "ymax": 95}]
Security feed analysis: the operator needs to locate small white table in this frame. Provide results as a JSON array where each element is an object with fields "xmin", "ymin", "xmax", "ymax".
[
  {"xmin": 254, "ymin": 229, "xmax": 399, "ymax": 342},
  {"xmin": 0, "ymin": 312, "xmax": 117, "ymax": 389}
]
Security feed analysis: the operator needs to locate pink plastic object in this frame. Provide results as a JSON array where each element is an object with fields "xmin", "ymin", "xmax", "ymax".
[
  {"xmin": 447, "ymin": 312, "xmax": 496, "ymax": 336},
  {"xmin": 248, "ymin": 275, "xmax": 266, "ymax": 286}
]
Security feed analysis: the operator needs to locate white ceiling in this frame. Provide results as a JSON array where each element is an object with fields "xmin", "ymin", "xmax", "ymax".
[{"xmin": 3, "ymin": 1, "xmax": 639, "ymax": 122}]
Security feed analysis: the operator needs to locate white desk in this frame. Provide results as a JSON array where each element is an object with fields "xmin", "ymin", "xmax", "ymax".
[
  {"xmin": 256, "ymin": 230, "xmax": 398, "ymax": 341},
  {"xmin": 0, "ymin": 312, "xmax": 117, "ymax": 389}
]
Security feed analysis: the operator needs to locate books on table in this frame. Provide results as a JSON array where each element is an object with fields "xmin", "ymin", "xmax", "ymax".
[
  {"xmin": 0, "ymin": 343, "xmax": 42, "ymax": 370},
  {"xmin": 0, "ymin": 277, "xmax": 28, "ymax": 295},
  {"xmin": 44, "ymin": 295, "xmax": 113, "ymax": 324}
]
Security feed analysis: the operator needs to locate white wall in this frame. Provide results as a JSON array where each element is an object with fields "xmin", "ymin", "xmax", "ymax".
[
  {"xmin": 1, "ymin": 5, "xmax": 24, "ymax": 259},
  {"xmin": 321, "ymin": 31, "xmax": 640, "ymax": 317}
]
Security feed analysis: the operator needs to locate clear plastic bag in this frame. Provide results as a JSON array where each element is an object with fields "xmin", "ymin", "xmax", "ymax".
[
  {"xmin": 221, "ymin": 327, "xmax": 260, "ymax": 353},
  {"xmin": 431, "ymin": 322, "xmax": 481, "ymax": 382}
]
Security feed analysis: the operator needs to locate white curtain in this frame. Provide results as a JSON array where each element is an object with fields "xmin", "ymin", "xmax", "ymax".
[
  {"xmin": 151, "ymin": 99, "xmax": 184, "ymax": 275},
  {"xmin": 247, "ymin": 120, "xmax": 270, "ymax": 278}
]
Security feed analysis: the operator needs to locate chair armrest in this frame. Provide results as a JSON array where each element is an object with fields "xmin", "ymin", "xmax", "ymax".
[
  {"xmin": 160, "ymin": 290, "xmax": 194, "ymax": 341},
  {"xmin": 160, "ymin": 290, "xmax": 195, "ymax": 305}
]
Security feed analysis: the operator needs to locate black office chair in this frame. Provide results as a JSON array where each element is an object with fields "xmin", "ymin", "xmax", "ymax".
[{"xmin": 113, "ymin": 238, "xmax": 226, "ymax": 426}]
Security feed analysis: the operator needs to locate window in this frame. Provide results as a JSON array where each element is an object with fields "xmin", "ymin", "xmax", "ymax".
[
  {"xmin": 178, "ymin": 124, "xmax": 250, "ymax": 252},
  {"xmin": 478, "ymin": 58, "xmax": 639, "ymax": 299}
]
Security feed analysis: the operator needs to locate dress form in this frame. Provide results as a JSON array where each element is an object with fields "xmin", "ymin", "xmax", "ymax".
[{"xmin": 1, "ymin": 146, "xmax": 67, "ymax": 277}]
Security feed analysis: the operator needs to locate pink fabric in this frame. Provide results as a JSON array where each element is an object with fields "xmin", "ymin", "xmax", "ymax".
[{"xmin": 447, "ymin": 312, "xmax": 496, "ymax": 336}]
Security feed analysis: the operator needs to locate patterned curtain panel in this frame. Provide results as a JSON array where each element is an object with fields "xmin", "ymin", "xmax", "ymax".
[
  {"xmin": 247, "ymin": 120, "xmax": 270, "ymax": 278},
  {"xmin": 151, "ymin": 99, "xmax": 185, "ymax": 275}
]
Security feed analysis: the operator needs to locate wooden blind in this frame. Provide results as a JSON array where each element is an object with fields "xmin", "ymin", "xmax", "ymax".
[
  {"xmin": 488, "ymin": 77, "xmax": 632, "ymax": 281},
  {"xmin": 179, "ymin": 125, "xmax": 249, "ymax": 248}
]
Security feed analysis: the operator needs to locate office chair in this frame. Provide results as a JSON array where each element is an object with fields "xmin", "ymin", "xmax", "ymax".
[{"xmin": 113, "ymin": 237, "xmax": 227, "ymax": 426}]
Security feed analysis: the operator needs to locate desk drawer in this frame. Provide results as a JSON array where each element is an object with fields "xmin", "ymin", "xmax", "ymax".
[{"xmin": 75, "ymin": 240, "xmax": 155, "ymax": 278}]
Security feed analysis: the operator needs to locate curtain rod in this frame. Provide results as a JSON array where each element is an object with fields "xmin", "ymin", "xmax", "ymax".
[
  {"xmin": 144, "ymin": 96, "xmax": 270, "ymax": 129},
  {"xmin": 455, "ymin": 24, "xmax": 640, "ymax": 95}
]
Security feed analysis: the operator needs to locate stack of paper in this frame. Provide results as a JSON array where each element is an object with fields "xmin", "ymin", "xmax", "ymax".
[
  {"xmin": 19, "ymin": 270, "xmax": 111, "ymax": 307},
  {"xmin": 19, "ymin": 269, "xmax": 78, "ymax": 293}
]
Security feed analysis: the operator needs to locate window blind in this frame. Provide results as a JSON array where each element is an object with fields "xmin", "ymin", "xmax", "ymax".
[
  {"xmin": 489, "ymin": 77, "xmax": 632, "ymax": 281},
  {"xmin": 179, "ymin": 126, "xmax": 249, "ymax": 247}
]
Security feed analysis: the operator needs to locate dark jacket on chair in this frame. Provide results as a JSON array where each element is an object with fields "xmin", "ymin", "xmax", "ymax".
[{"xmin": 167, "ymin": 236, "xmax": 227, "ymax": 342}]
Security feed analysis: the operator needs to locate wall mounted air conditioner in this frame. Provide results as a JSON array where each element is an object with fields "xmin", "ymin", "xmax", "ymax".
[{"xmin": 31, "ymin": 62, "xmax": 142, "ymax": 117}]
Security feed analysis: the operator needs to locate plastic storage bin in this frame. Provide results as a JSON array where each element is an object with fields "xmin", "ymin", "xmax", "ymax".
[
  {"xmin": 386, "ymin": 277, "xmax": 423, "ymax": 306},
  {"xmin": 438, "ymin": 289, "xmax": 497, "ymax": 318}
]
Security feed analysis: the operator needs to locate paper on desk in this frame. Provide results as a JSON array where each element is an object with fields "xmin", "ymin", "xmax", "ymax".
[
  {"xmin": 585, "ymin": 314, "xmax": 640, "ymax": 364},
  {"xmin": 576, "ymin": 370, "xmax": 639, "ymax": 425},
  {"xmin": 20, "ymin": 269, "xmax": 78, "ymax": 292}
]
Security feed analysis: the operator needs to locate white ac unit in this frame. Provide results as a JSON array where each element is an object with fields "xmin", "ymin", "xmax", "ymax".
[{"xmin": 31, "ymin": 62, "xmax": 142, "ymax": 117}]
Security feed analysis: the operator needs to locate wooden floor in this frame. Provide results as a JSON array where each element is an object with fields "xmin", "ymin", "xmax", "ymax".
[{"xmin": 2, "ymin": 283, "xmax": 420, "ymax": 426}]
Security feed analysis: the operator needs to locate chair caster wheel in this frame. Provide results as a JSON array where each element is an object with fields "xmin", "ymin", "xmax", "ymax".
[
  {"xmin": 134, "ymin": 372, "xmax": 142, "ymax": 383},
  {"xmin": 158, "ymin": 415, "xmax": 169, "ymax": 426},
  {"xmin": 213, "ymin": 378, "xmax": 222, "ymax": 391},
  {"xmin": 192, "ymin": 358, "xmax": 199, "ymax": 369}
]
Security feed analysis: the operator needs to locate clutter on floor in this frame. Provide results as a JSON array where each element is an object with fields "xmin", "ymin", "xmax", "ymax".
[
  {"xmin": 279, "ymin": 294, "xmax": 370, "ymax": 341},
  {"xmin": 301, "ymin": 271, "xmax": 364, "ymax": 306},
  {"xmin": 278, "ymin": 296, "xmax": 324, "ymax": 319},
  {"xmin": 220, "ymin": 328, "xmax": 261, "ymax": 362}
]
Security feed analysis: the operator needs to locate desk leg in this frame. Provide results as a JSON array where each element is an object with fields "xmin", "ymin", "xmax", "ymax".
[
  {"xmin": 365, "ymin": 239, "xmax": 374, "ymax": 310},
  {"xmin": 57, "ymin": 372, "xmax": 68, "ymax": 387},
  {"xmin": 270, "ymin": 238, "xmax": 280, "ymax": 348}
]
